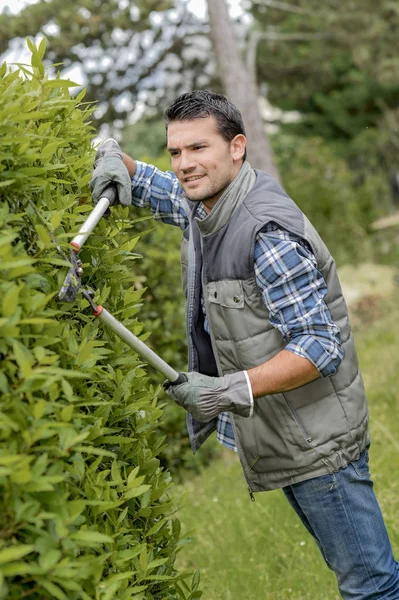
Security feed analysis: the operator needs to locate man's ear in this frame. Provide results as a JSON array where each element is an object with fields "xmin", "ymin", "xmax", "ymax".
[{"xmin": 231, "ymin": 134, "xmax": 247, "ymax": 161}]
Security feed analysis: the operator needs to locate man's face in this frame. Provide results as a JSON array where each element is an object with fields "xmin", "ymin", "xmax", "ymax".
[{"xmin": 167, "ymin": 116, "xmax": 246, "ymax": 212}]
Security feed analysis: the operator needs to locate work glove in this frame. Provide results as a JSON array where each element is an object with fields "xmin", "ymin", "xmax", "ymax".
[
  {"xmin": 89, "ymin": 138, "xmax": 132, "ymax": 206},
  {"xmin": 166, "ymin": 371, "xmax": 253, "ymax": 423}
]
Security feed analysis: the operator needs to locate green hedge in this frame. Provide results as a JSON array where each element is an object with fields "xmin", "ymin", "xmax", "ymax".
[{"xmin": 0, "ymin": 41, "xmax": 201, "ymax": 600}]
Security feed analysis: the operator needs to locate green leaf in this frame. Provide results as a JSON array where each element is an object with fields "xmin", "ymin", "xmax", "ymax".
[
  {"xmin": 38, "ymin": 579, "xmax": 68, "ymax": 600},
  {"xmin": 121, "ymin": 585, "xmax": 147, "ymax": 593},
  {"xmin": 139, "ymin": 547, "xmax": 147, "ymax": 571},
  {"xmin": 1, "ymin": 258, "xmax": 34, "ymax": 270},
  {"xmin": 115, "ymin": 546, "xmax": 143, "ymax": 566},
  {"xmin": 74, "ymin": 445, "xmax": 116, "ymax": 458},
  {"xmin": 12, "ymin": 340, "xmax": 34, "ymax": 378},
  {"xmin": 2, "ymin": 284, "xmax": 20, "ymax": 316},
  {"xmin": 85, "ymin": 500, "xmax": 123, "ymax": 510},
  {"xmin": 39, "ymin": 549, "xmax": 62, "ymax": 571},
  {"xmin": 35, "ymin": 223, "xmax": 52, "ymax": 244},
  {"xmin": 51, "ymin": 578, "xmax": 83, "ymax": 592},
  {"xmin": 0, "ymin": 544, "xmax": 35, "ymax": 564},
  {"xmin": 147, "ymin": 557, "xmax": 168, "ymax": 570},
  {"xmin": 61, "ymin": 404, "xmax": 73, "ymax": 422},
  {"xmin": 44, "ymin": 79, "xmax": 80, "ymax": 89},
  {"xmin": 50, "ymin": 210, "xmax": 64, "ymax": 229},
  {"xmin": 127, "ymin": 466, "xmax": 140, "ymax": 487},
  {"xmin": 67, "ymin": 500, "xmax": 86, "ymax": 522},
  {"xmin": 192, "ymin": 570, "xmax": 200, "ymax": 591},
  {"xmin": 38, "ymin": 36, "xmax": 46, "ymax": 59},
  {"xmin": 0, "ymin": 561, "xmax": 37, "ymax": 576},
  {"xmin": 76, "ymin": 340, "xmax": 97, "ymax": 366},
  {"xmin": 100, "ymin": 582, "xmax": 121, "ymax": 600},
  {"xmin": 10, "ymin": 465, "xmax": 32, "ymax": 484},
  {"xmin": 124, "ymin": 485, "xmax": 151, "ymax": 500},
  {"xmin": 0, "ymin": 371, "xmax": 9, "ymax": 393},
  {"xmin": 0, "ymin": 455, "xmax": 26, "ymax": 466},
  {"xmin": 104, "ymin": 571, "xmax": 138, "ymax": 584},
  {"xmin": 146, "ymin": 518, "xmax": 168, "ymax": 537},
  {"xmin": 26, "ymin": 37, "xmax": 36, "ymax": 55},
  {"xmin": 33, "ymin": 398, "xmax": 46, "ymax": 419},
  {"xmin": 18, "ymin": 318, "xmax": 57, "ymax": 325},
  {"xmin": 71, "ymin": 531, "xmax": 113, "ymax": 545}
]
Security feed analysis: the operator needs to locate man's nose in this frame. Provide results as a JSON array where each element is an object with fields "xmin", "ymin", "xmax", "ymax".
[{"xmin": 179, "ymin": 152, "xmax": 196, "ymax": 172}]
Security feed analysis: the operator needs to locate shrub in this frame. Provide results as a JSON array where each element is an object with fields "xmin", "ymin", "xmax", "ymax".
[{"xmin": 0, "ymin": 41, "xmax": 201, "ymax": 599}]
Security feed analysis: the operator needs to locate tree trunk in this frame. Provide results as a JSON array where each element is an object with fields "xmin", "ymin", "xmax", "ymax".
[{"xmin": 206, "ymin": 0, "xmax": 280, "ymax": 181}]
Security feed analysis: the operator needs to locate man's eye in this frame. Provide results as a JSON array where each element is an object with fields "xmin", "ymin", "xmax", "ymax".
[{"xmin": 194, "ymin": 146, "xmax": 204, "ymax": 151}]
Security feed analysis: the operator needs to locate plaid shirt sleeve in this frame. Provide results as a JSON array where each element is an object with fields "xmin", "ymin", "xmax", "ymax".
[
  {"xmin": 131, "ymin": 160, "xmax": 188, "ymax": 230},
  {"xmin": 254, "ymin": 225, "xmax": 343, "ymax": 377}
]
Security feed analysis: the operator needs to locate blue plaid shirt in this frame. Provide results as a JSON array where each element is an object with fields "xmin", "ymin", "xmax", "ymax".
[{"xmin": 131, "ymin": 161, "xmax": 343, "ymax": 452}]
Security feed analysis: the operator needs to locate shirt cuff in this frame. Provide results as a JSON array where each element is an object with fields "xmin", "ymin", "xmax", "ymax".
[
  {"xmin": 243, "ymin": 370, "xmax": 254, "ymax": 417},
  {"xmin": 285, "ymin": 337, "xmax": 342, "ymax": 377}
]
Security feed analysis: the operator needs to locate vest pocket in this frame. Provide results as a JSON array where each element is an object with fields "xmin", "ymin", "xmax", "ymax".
[
  {"xmin": 207, "ymin": 280, "xmax": 244, "ymax": 309},
  {"xmin": 234, "ymin": 393, "xmax": 315, "ymax": 476},
  {"xmin": 283, "ymin": 396, "xmax": 313, "ymax": 444},
  {"xmin": 283, "ymin": 377, "xmax": 351, "ymax": 447}
]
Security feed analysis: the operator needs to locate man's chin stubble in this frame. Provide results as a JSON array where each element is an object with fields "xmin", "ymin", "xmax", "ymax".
[{"xmin": 184, "ymin": 186, "xmax": 221, "ymax": 204}]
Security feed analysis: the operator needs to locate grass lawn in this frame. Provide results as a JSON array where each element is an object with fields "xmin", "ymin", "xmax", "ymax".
[{"xmin": 174, "ymin": 295, "xmax": 399, "ymax": 599}]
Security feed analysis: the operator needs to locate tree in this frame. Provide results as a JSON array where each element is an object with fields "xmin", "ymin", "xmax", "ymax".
[
  {"xmin": 248, "ymin": 0, "xmax": 399, "ymax": 190},
  {"xmin": 207, "ymin": 0, "xmax": 280, "ymax": 179},
  {"xmin": 0, "ymin": 0, "xmax": 213, "ymax": 129}
]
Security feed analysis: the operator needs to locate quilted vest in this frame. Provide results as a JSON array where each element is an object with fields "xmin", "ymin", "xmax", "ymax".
[{"xmin": 181, "ymin": 169, "xmax": 369, "ymax": 491}]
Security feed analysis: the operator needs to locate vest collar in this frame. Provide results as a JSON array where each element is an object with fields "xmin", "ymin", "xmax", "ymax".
[{"xmin": 192, "ymin": 161, "xmax": 256, "ymax": 236}]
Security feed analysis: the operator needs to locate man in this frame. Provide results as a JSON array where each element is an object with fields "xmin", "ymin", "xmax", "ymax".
[{"xmin": 90, "ymin": 90, "xmax": 399, "ymax": 599}]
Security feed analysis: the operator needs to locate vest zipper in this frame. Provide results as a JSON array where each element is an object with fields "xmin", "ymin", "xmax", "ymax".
[
  {"xmin": 284, "ymin": 397, "xmax": 313, "ymax": 444},
  {"xmin": 199, "ymin": 236, "xmax": 257, "ymax": 500},
  {"xmin": 186, "ymin": 222, "xmax": 197, "ymax": 370}
]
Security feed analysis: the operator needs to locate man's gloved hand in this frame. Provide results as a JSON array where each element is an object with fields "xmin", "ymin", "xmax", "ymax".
[
  {"xmin": 166, "ymin": 371, "xmax": 253, "ymax": 423},
  {"xmin": 89, "ymin": 138, "xmax": 132, "ymax": 206}
]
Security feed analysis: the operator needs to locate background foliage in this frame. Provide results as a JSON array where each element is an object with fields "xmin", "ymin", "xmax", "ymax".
[
  {"xmin": 251, "ymin": 0, "xmax": 399, "ymax": 212},
  {"xmin": 0, "ymin": 43, "xmax": 201, "ymax": 599}
]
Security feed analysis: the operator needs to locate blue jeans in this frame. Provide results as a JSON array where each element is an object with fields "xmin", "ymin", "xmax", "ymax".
[{"xmin": 283, "ymin": 448, "xmax": 399, "ymax": 599}]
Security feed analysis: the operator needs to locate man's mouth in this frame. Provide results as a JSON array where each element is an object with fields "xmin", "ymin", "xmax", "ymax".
[{"xmin": 184, "ymin": 175, "xmax": 205, "ymax": 183}]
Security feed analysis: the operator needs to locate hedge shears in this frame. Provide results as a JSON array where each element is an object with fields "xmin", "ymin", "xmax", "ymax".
[{"xmin": 59, "ymin": 184, "xmax": 185, "ymax": 386}]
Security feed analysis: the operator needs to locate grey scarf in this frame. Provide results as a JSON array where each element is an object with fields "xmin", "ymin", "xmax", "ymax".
[{"xmin": 196, "ymin": 160, "xmax": 256, "ymax": 235}]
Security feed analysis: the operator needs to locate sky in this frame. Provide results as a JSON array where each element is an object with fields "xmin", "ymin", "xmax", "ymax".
[
  {"xmin": 0, "ymin": 0, "xmax": 37, "ymax": 14},
  {"xmin": 0, "ymin": 0, "xmax": 243, "ymax": 15},
  {"xmin": 0, "ymin": 0, "xmax": 210, "ymax": 17}
]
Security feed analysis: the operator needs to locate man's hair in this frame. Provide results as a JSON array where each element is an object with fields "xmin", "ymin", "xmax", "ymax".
[{"xmin": 165, "ymin": 90, "xmax": 247, "ymax": 161}]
